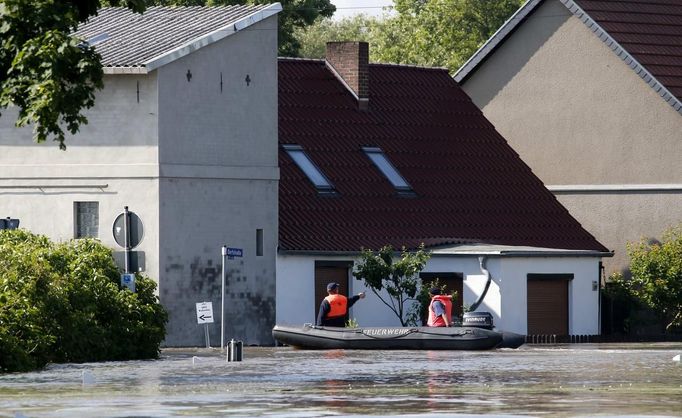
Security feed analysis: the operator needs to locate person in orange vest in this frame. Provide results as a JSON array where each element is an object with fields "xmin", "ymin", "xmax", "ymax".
[
  {"xmin": 316, "ymin": 282, "xmax": 366, "ymax": 327},
  {"xmin": 427, "ymin": 288, "xmax": 453, "ymax": 327}
]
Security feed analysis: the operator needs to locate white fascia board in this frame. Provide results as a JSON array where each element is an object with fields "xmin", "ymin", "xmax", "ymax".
[
  {"xmin": 548, "ymin": 184, "xmax": 682, "ymax": 193},
  {"xmin": 141, "ymin": 3, "xmax": 282, "ymax": 73},
  {"xmin": 454, "ymin": 0, "xmax": 542, "ymax": 83},
  {"xmin": 431, "ymin": 243, "xmax": 611, "ymax": 257},
  {"xmin": 103, "ymin": 67, "xmax": 148, "ymax": 75}
]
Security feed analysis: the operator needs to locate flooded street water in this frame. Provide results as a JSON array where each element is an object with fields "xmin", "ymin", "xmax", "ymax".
[{"xmin": 1, "ymin": 343, "xmax": 681, "ymax": 417}]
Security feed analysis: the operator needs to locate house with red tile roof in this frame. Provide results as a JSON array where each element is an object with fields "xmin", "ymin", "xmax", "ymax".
[
  {"xmin": 455, "ymin": 0, "xmax": 682, "ymax": 276},
  {"xmin": 276, "ymin": 42, "xmax": 612, "ymax": 336}
]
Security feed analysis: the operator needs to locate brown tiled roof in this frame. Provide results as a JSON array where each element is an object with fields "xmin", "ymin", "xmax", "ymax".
[
  {"xmin": 278, "ymin": 58, "xmax": 609, "ymax": 253},
  {"xmin": 573, "ymin": 0, "xmax": 682, "ymax": 100}
]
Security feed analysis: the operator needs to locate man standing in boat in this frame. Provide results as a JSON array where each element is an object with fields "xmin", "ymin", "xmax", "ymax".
[
  {"xmin": 317, "ymin": 282, "xmax": 366, "ymax": 327},
  {"xmin": 427, "ymin": 288, "xmax": 453, "ymax": 327}
]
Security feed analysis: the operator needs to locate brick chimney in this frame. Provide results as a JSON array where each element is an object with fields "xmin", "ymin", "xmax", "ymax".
[{"xmin": 325, "ymin": 41, "xmax": 369, "ymax": 111}]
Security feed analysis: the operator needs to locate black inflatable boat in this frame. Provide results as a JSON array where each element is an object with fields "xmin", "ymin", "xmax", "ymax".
[{"xmin": 272, "ymin": 323, "xmax": 525, "ymax": 350}]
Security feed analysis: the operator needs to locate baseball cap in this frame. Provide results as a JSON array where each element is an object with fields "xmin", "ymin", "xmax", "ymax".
[
  {"xmin": 429, "ymin": 287, "xmax": 441, "ymax": 295},
  {"xmin": 327, "ymin": 282, "xmax": 340, "ymax": 291}
]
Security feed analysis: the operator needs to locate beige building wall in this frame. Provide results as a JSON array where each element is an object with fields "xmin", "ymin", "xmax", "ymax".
[{"xmin": 460, "ymin": 0, "xmax": 682, "ymax": 274}]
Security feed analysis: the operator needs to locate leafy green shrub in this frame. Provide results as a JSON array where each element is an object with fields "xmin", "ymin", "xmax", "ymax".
[
  {"xmin": 608, "ymin": 224, "xmax": 682, "ymax": 333},
  {"xmin": 0, "ymin": 230, "xmax": 167, "ymax": 372}
]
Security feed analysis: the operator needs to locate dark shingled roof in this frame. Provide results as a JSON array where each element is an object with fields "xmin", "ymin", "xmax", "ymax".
[
  {"xmin": 278, "ymin": 58, "xmax": 609, "ymax": 253},
  {"xmin": 573, "ymin": 0, "xmax": 682, "ymax": 100}
]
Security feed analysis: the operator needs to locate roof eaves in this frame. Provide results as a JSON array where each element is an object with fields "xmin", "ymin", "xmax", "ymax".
[
  {"xmin": 454, "ymin": 0, "xmax": 543, "ymax": 83},
  {"xmin": 560, "ymin": 0, "xmax": 682, "ymax": 115},
  {"xmin": 140, "ymin": 2, "xmax": 282, "ymax": 73},
  {"xmin": 103, "ymin": 66, "xmax": 148, "ymax": 75}
]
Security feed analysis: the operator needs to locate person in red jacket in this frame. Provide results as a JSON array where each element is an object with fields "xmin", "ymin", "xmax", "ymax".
[
  {"xmin": 427, "ymin": 288, "xmax": 453, "ymax": 327},
  {"xmin": 316, "ymin": 282, "xmax": 365, "ymax": 327}
]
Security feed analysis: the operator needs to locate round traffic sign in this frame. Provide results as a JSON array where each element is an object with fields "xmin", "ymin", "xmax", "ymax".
[{"xmin": 113, "ymin": 211, "xmax": 144, "ymax": 249}]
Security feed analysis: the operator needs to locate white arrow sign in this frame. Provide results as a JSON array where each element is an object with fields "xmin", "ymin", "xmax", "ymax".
[{"xmin": 196, "ymin": 301, "xmax": 214, "ymax": 324}]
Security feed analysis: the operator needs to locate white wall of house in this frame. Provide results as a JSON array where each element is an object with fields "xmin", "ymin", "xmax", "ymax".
[
  {"xmin": 0, "ymin": 15, "xmax": 279, "ymax": 347},
  {"xmin": 276, "ymin": 252, "xmax": 602, "ymax": 335},
  {"xmin": 0, "ymin": 73, "xmax": 161, "ymax": 282}
]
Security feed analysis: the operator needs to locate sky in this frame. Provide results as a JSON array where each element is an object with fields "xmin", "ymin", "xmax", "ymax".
[{"xmin": 331, "ymin": 0, "xmax": 395, "ymax": 20}]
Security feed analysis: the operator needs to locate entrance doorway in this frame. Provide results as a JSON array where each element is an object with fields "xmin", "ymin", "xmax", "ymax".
[{"xmin": 314, "ymin": 262, "xmax": 352, "ymax": 322}]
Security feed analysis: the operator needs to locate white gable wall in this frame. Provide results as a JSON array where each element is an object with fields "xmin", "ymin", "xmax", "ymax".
[{"xmin": 155, "ymin": 15, "xmax": 279, "ymax": 346}]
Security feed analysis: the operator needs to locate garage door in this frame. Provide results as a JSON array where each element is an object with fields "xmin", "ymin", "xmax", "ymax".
[{"xmin": 527, "ymin": 274, "xmax": 572, "ymax": 335}]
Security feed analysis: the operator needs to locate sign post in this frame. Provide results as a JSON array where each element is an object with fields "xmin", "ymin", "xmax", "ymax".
[
  {"xmin": 196, "ymin": 301, "xmax": 214, "ymax": 348},
  {"xmin": 221, "ymin": 245, "xmax": 243, "ymax": 351}
]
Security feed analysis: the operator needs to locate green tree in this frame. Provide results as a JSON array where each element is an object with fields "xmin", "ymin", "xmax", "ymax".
[
  {"xmin": 611, "ymin": 225, "xmax": 682, "ymax": 332},
  {"xmin": 353, "ymin": 244, "xmax": 431, "ymax": 326},
  {"xmin": 295, "ymin": 14, "xmax": 383, "ymax": 59},
  {"xmin": 145, "ymin": 0, "xmax": 336, "ymax": 56},
  {"xmin": 370, "ymin": 0, "xmax": 523, "ymax": 73},
  {"xmin": 0, "ymin": 0, "xmax": 146, "ymax": 150},
  {"xmin": 0, "ymin": 229, "xmax": 167, "ymax": 372}
]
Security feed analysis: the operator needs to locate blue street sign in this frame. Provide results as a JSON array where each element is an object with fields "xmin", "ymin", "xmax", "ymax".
[{"xmin": 226, "ymin": 247, "xmax": 243, "ymax": 257}]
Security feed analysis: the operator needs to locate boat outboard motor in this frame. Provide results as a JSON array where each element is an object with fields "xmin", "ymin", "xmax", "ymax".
[{"xmin": 462, "ymin": 311, "xmax": 494, "ymax": 330}]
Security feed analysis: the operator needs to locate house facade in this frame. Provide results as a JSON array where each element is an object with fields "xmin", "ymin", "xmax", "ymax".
[
  {"xmin": 276, "ymin": 42, "xmax": 611, "ymax": 336},
  {"xmin": 455, "ymin": 0, "xmax": 682, "ymax": 275},
  {"xmin": 0, "ymin": 5, "xmax": 281, "ymax": 346}
]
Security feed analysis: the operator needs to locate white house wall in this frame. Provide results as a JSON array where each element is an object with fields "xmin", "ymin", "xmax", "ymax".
[
  {"xmin": 156, "ymin": 15, "xmax": 279, "ymax": 346},
  {"xmin": 0, "ymin": 73, "xmax": 161, "ymax": 283},
  {"xmin": 277, "ymin": 253, "xmax": 601, "ymax": 335},
  {"xmin": 500, "ymin": 257, "xmax": 601, "ymax": 335}
]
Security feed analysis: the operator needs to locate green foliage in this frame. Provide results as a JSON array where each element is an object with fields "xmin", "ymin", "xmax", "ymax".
[
  {"xmin": 0, "ymin": 0, "xmax": 145, "ymax": 149},
  {"xmin": 0, "ymin": 229, "xmax": 167, "ymax": 373},
  {"xmin": 345, "ymin": 317, "xmax": 359, "ymax": 328},
  {"xmin": 406, "ymin": 278, "xmax": 458, "ymax": 326},
  {"xmin": 372, "ymin": 0, "xmax": 523, "ymax": 72},
  {"xmin": 144, "ymin": 0, "xmax": 336, "ymax": 56},
  {"xmin": 295, "ymin": 14, "xmax": 384, "ymax": 59},
  {"xmin": 353, "ymin": 244, "xmax": 430, "ymax": 326},
  {"xmin": 295, "ymin": 0, "xmax": 523, "ymax": 73},
  {"xmin": 617, "ymin": 226, "xmax": 682, "ymax": 332}
]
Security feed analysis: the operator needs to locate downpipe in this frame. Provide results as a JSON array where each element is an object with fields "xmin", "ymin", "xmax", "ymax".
[{"xmin": 469, "ymin": 256, "xmax": 492, "ymax": 312}]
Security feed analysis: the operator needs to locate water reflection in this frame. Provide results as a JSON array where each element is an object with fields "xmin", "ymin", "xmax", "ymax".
[{"xmin": 1, "ymin": 344, "xmax": 681, "ymax": 417}]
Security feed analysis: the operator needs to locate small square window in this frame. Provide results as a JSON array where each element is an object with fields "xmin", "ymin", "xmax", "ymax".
[{"xmin": 74, "ymin": 202, "xmax": 99, "ymax": 238}]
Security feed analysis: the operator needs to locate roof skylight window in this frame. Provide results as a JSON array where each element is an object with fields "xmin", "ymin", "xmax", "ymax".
[
  {"xmin": 283, "ymin": 145, "xmax": 334, "ymax": 192},
  {"xmin": 363, "ymin": 147, "xmax": 413, "ymax": 193}
]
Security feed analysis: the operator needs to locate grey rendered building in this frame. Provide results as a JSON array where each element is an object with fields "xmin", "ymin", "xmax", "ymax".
[
  {"xmin": 455, "ymin": 0, "xmax": 682, "ymax": 276},
  {"xmin": 0, "ymin": 5, "xmax": 281, "ymax": 346}
]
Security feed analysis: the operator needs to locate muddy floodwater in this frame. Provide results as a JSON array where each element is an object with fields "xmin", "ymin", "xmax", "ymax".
[{"xmin": 1, "ymin": 343, "xmax": 681, "ymax": 417}]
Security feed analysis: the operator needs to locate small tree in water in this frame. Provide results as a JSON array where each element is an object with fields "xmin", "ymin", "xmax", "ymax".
[{"xmin": 353, "ymin": 245, "xmax": 431, "ymax": 326}]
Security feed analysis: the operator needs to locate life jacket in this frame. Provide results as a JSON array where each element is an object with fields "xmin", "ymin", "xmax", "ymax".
[
  {"xmin": 325, "ymin": 294, "xmax": 348, "ymax": 319},
  {"xmin": 427, "ymin": 295, "xmax": 453, "ymax": 327}
]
